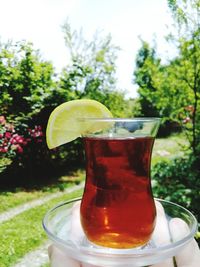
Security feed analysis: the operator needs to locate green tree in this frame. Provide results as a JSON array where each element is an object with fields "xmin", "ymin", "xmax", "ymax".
[
  {"xmin": 134, "ymin": 41, "xmax": 162, "ymax": 117},
  {"xmin": 59, "ymin": 22, "xmax": 130, "ymax": 117},
  {"xmin": 0, "ymin": 41, "xmax": 55, "ymax": 122},
  {"xmin": 134, "ymin": 1, "xmax": 200, "ymax": 149},
  {"xmin": 134, "ymin": 40, "xmax": 193, "ymax": 123},
  {"xmin": 167, "ymin": 0, "xmax": 200, "ymax": 155}
]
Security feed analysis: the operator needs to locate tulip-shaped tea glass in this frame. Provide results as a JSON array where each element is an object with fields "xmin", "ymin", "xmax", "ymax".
[
  {"xmin": 80, "ymin": 118, "xmax": 160, "ymax": 249},
  {"xmin": 43, "ymin": 117, "xmax": 198, "ymax": 266}
]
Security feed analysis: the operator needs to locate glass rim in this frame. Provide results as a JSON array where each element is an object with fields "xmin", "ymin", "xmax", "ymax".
[{"xmin": 78, "ymin": 117, "xmax": 161, "ymax": 123}]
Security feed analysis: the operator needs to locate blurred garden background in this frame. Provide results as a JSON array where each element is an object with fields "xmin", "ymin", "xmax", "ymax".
[{"xmin": 0, "ymin": 0, "xmax": 200, "ymax": 266}]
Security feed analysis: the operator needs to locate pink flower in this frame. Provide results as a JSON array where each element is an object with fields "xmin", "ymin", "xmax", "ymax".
[
  {"xmin": 29, "ymin": 125, "xmax": 44, "ymax": 138},
  {"xmin": 22, "ymin": 140, "xmax": 28, "ymax": 145},
  {"xmin": 15, "ymin": 136, "xmax": 24, "ymax": 144},
  {"xmin": 0, "ymin": 146, "xmax": 8, "ymax": 153},
  {"xmin": 10, "ymin": 134, "xmax": 25, "ymax": 144},
  {"xmin": 36, "ymin": 139, "xmax": 43, "ymax": 143},
  {"xmin": 15, "ymin": 144, "xmax": 23, "ymax": 154},
  {"xmin": 35, "ymin": 125, "xmax": 42, "ymax": 131},
  {"xmin": 10, "ymin": 138, "xmax": 16, "ymax": 144},
  {"xmin": 5, "ymin": 132, "xmax": 12, "ymax": 139},
  {"xmin": 183, "ymin": 117, "xmax": 191, "ymax": 124}
]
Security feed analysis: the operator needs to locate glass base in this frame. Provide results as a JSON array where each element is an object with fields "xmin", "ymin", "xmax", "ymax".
[
  {"xmin": 43, "ymin": 197, "xmax": 197, "ymax": 267},
  {"xmin": 80, "ymin": 235, "xmax": 156, "ymax": 251}
]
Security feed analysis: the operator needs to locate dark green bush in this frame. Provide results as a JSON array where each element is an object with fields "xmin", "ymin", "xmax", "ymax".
[
  {"xmin": 152, "ymin": 154, "xmax": 200, "ymax": 223},
  {"xmin": 0, "ymin": 114, "xmax": 85, "ymax": 188}
]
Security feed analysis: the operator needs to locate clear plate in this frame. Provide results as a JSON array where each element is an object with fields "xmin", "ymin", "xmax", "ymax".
[{"xmin": 43, "ymin": 197, "xmax": 197, "ymax": 267}]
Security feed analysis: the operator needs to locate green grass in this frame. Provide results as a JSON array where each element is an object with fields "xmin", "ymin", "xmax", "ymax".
[
  {"xmin": 152, "ymin": 133, "xmax": 189, "ymax": 165},
  {"xmin": 0, "ymin": 170, "xmax": 84, "ymax": 213},
  {"xmin": 0, "ymin": 190, "xmax": 50, "ymax": 213},
  {"xmin": 41, "ymin": 264, "xmax": 50, "ymax": 267},
  {"xmin": 0, "ymin": 188, "xmax": 83, "ymax": 267},
  {"xmin": 0, "ymin": 158, "xmax": 12, "ymax": 173}
]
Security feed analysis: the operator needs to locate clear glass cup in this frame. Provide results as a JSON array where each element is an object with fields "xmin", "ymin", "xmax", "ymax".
[
  {"xmin": 80, "ymin": 118, "xmax": 160, "ymax": 249},
  {"xmin": 43, "ymin": 118, "xmax": 198, "ymax": 266}
]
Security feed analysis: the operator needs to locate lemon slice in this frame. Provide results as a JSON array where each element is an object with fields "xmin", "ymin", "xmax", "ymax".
[{"xmin": 46, "ymin": 99, "xmax": 113, "ymax": 149}]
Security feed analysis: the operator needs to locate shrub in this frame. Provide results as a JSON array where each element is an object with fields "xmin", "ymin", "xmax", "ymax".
[
  {"xmin": 152, "ymin": 154, "xmax": 200, "ymax": 223},
  {"xmin": 0, "ymin": 116, "xmax": 28, "ymax": 159},
  {"xmin": 0, "ymin": 41, "xmax": 55, "ymax": 119},
  {"xmin": 0, "ymin": 115, "xmax": 85, "ymax": 187},
  {"xmin": 0, "ymin": 116, "xmax": 45, "ymax": 173}
]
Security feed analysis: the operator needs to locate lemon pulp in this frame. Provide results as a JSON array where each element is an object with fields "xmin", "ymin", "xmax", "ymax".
[{"xmin": 46, "ymin": 99, "xmax": 112, "ymax": 149}]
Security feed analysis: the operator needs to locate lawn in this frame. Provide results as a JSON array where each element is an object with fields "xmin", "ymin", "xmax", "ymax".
[
  {"xmin": 0, "ymin": 170, "xmax": 84, "ymax": 213},
  {"xmin": 152, "ymin": 133, "xmax": 189, "ymax": 165},
  {"xmin": 0, "ymin": 188, "xmax": 83, "ymax": 267}
]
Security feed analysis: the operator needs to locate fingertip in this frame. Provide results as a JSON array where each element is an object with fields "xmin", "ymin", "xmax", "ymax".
[
  {"xmin": 48, "ymin": 245, "xmax": 80, "ymax": 267},
  {"xmin": 169, "ymin": 218, "xmax": 200, "ymax": 266},
  {"xmin": 169, "ymin": 218, "xmax": 190, "ymax": 242}
]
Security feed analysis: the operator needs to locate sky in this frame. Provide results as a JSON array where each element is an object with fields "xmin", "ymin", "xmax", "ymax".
[{"xmin": 0, "ymin": 0, "xmax": 174, "ymax": 98}]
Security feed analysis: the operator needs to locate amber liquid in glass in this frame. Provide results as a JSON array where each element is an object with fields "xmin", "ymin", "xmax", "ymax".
[{"xmin": 80, "ymin": 137, "xmax": 156, "ymax": 249}]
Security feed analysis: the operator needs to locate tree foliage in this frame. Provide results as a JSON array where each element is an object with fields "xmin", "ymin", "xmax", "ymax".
[
  {"xmin": 0, "ymin": 41, "xmax": 55, "ymax": 121},
  {"xmin": 167, "ymin": 0, "xmax": 200, "ymax": 155},
  {"xmin": 134, "ymin": 41, "xmax": 162, "ymax": 117},
  {"xmin": 134, "ymin": 0, "xmax": 200, "ymax": 155},
  {"xmin": 59, "ymin": 22, "xmax": 130, "ymax": 117}
]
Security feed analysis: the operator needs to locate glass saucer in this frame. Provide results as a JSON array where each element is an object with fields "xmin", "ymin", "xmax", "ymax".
[{"xmin": 43, "ymin": 197, "xmax": 197, "ymax": 267}]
